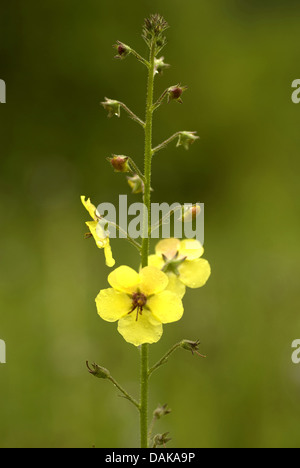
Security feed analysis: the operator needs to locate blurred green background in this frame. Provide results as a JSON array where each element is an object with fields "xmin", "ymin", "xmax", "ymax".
[{"xmin": 1, "ymin": 0, "xmax": 300, "ymax": 448}]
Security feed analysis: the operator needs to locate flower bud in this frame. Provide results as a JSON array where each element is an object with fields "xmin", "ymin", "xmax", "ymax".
[
  {"xmin": 176, "ymin": 131, "xmax": 199, "ymax": 150},
  {"xmin": 153, "ymin": 432, "xmax": 172, "ymax": 447},
  {"xmin": 153, "ymin": 404, "xmax": 171, "ymax": 420},
  {"xmin": 101, "ymin": 97, "xmax": 121, "ymax": 118},
  {"xmin": 127, "ymin": 174, "xmax": 144, "ymax": 194},
  {"xmin": 108, "ymin": 155, "xmax": 130, "ymax": 173},
  {"xmin": 86, "ymin": 361, "xmax": 111, "ymax": 379},
  {"xmin": 180, "ymin": 340, "xmax": 206, "ymax": 358},
  {"xmin": 182, "ymin": 204, "xmax": 201, "ymax": 222},
  {"xmin": 154, "ymin": 56, "xmax": 170, "ymax": 75},
  {"xmin": 142, "ymin": 15, "xmax": 169, "ymax": 53},
  {"xmin": 114, "ymin": 41, "xmax": 131, "ymax": 60},
  {"xmin": 167, "ymin": 85, "xmax": 188, "ymax": 104}
]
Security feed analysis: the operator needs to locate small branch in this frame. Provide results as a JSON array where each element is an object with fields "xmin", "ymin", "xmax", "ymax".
[
  {"xmin": 148, "ymin": 416, "xmax": 156, "ymax": 441},
  {"xmin": 104, "ymin": 220, "xmax": 142, "ymax": 252},
  {"xmin": 148, "ymin": 343, "xmax": 181, "ymax": 377},
  {"xmin": 150, "ymin": 205, "xmax": 183, "ymax": 236},
  {"xmin": 148, "ymin": 404, "xmax": 171, "ymax": 444},
  {"xmin": 152, "ymin": 88, "xmax": 169, "ymax": 111},
  {"xmin": 152, "ymin": 132, "xmax": 182, "ymax": 154},
  {"xmin": 130, "ymin": 48, "xmax": 150, "ymax": 69},
  {"xmin": 127, "ymin": 157, "xmax": 145, "ymax": 183},
  {"xmin": 118, "ymin": 101, "xmax": 145, "ymax": 127},
  {"xmin": 108, "ymin": 375, "xmax": 140, "ymax": 411},
  {"xmin": 86, "ymin": 361, "xmax": 140, "ymax": 410},
  {"xmin": 148, "ymin": 340, "xmax": 206, "ymax": 377}
]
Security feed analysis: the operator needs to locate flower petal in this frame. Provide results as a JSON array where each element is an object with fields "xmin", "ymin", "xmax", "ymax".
[
  {"xmin": 81, "ymin": 196, "xmax": 97, "ymax": 220},
  {"xmin": 148, "ymin": 291, "xmax": 184, "ymax": 324},
  {"xmin": 178, "ymin": 258, "xmax": 211, "ymax": 288},
  {"xmin": 139, "ymin": 266, "xmax": 168, "ymax": 296},
  {"xmin": 86, "ymin": 221, "xmax": 107, "ymax": 248},
  {"xmin": 148, "ymin": 254, "xmax": 164, "ymax": 270},
  {"xmin": 179, "ymin": 239, "xmax": 204, "ymax": 260},
  {"xmin": 104, "ymin": 243, "xmax": 115, "ymax": 268},
  {"xmin": 85, "ymin": 221, "xmax": 115, "ymax": 267},
  {"xmin": 165, "ymin": 273, "xmax": 186, "ymax": 299},
  {"xmin": 108, "ymin": 266, "xmax": 140, "ymax": 294},
  {"xmin": 118, "ymin": 309, "xmax": 163, "ymax": 346},
  {"xmin": 155, "ymin": 238, "xmax": 181, "ymax": 260},
  {"xmin": 95, "ymin": 288, "xmax": 131, "ymax": 322}
]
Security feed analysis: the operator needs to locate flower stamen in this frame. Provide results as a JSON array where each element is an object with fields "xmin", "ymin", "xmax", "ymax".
[{"xmin": 129, "ymin": 292, "xmax": 147, "ymax": 321}]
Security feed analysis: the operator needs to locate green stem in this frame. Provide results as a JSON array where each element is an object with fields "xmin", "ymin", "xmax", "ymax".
[
  {"xmin": 141, "ymin": 46, "xmax": 155, "ymax": 267},
  {"xmin": 140, "ymin": 41, "xmax": 156, "ymax": 449},
  {"xmin": 140, "ymin": 343, "xmax": 149, "ymax": 447},
  {"xmin": 101, "ymin": 220, "xmax": 142, "ymax": 252},
  {"xmin": 127, "ymin": 157, "xmax": 146, "ymax": 183},
  {"xmin": 152, "ymin": 131, "xmax": 182, "ymax": 154},
  {"xmin": 118, "ymin": 101, "xmax": 145, "ymax": 127},
  {"xmin": 152, "ymin": 88, "xmax": 168, "ymax": 111},
  {"xmin": 129, "ymin": 47, "xmax": 150, "ymax": 69},
  {"xmin": 108, "ymin": 375, "xmax": 140, "ymax": 410},
  {"xmin": 148, "ymin": 342, "xmax": 181, "ymax": 376}
]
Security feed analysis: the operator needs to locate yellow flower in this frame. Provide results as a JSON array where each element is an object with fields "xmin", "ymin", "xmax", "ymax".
[
  {"xmin": 148, "ymin": 238, "xmax": 211, "ymax": 298},
  {"xmin": 95, "ymin": 265, "xmax": 184, "ymax": 346},
  {"xmin": 81, "ymin": 196, "xmax": 115, "ymax": 268}
]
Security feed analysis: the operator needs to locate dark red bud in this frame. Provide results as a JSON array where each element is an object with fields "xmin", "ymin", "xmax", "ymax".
[
  {"xmin": 171, "ymin": 87, "xmax": 183, "ymax": 99},
  {"xmin": 118, "ymin": 45, "xmax": 126, "ymax": 56},
  {"xmin": 109, "ymin": 156, "xmax": 130, "ymax": 173}
]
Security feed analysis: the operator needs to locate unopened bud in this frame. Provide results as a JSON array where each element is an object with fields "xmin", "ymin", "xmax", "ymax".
[
  {"xmin": 167, "ymin": 85, "xmax": 188, "ymax": 104},
  {"xmin": 114, "ymin": 41, "xmax": 131, "ymax": 60},
  {"xmin": 86, "ymin": 361, "xmax": 111, "ymax": 379},
  {"xmin": 108, "ymin": 155, "xmax": 130, "ymax": 173},
  {"xmin": 101, "ymin": 97, "xmax": 121, "ymax": 118},
  {"xmin": 182, "ymin": 204, "xmax": 201, "ymax": 222},
  {"xmin": 153, "ymin": 432, "xmax": 172, "ymax": 447},
  {"xmin": 180, "ymin": 340, "xmax": 206, "ymax": 358},
  {"xmin": 142, "ymin": 14, "xmax": 169, "ymax": 53},
  {"xmin": 154, "ymin": 56, "xmax": 170, "ymax": 75},
  {"xmin": 176, "ymin": 131, "xmax": 199, "ymax": 150},
  {"xmin": 127, "ymin": 174, "xmax": 144, "ymax": 194},
  {"xmin": 153, "ymin": 404, "xmax": 171, "ymax": 420}
]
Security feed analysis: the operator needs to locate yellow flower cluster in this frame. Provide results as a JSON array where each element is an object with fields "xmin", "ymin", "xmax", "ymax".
[
  {"xmin": 148, "ymin": 238, "xmax": 211, "ymax": 298},
  {"xmin": 82, "ymin": 197, "xmax": 211, "ymax": 347}
]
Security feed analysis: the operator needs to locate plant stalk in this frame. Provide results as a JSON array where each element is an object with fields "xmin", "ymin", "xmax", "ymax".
[{"xmin": 140, "ymin": 41, "xmax": 156, "ymax": 449}]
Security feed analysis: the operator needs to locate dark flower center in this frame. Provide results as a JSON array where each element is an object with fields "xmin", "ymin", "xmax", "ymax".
[{"xmin": 130, "ymin": 292, "xmax": 147, "ymax": 321}]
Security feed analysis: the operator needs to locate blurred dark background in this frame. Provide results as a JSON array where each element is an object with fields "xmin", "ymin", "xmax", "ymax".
[{"xmin": 1, "ymin": 0, "xmax": 300, "ymax": 448}]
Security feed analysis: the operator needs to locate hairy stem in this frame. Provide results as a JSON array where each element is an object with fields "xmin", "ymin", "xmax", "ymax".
[
  {"xmin": 118, "ymin": 101, "xmax": 145, "ymax": 127},
  {"xmin": 152, "ymin": 88, "xmax": 168, "ymax": 111},
  {"xmin": 130, "ymin": 48, "xmax": 150, "ymax": 69},
  {"xmin": 140, "ymin": 41, "xmax": 156, "ymax": 449},
  {"xmin": 148, "ymin": 342, "xmax": 182, "ymax": 376},
  {"xmin": 108, "ymin": 375, "xmax": 140, "ymax": 410},
  {"xmin": 152, "ymin": 131, "xmax": 182, "ymax": 154},
  {"xmin": 127, "ymin": 157, "xmax": 146, "ymax": 183},
  {"xmin": 103, "ymin": 220, "xmax": 142, "ymax": 251}
]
